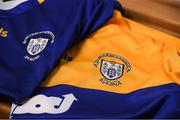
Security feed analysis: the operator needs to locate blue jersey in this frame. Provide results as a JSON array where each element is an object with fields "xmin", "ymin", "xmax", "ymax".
[{"xmin": 0, "ymin": 0, "xmax": 124, "ymax": 103}]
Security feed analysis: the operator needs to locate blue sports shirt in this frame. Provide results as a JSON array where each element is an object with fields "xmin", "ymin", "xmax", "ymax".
[{"xmin": 0, "ymin": 0, "xmax": 125, "ymax": 103}]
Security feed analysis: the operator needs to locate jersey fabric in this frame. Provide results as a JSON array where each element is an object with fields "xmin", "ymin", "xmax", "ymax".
[
  {"xmin": 0, "ymin": 0, "xmax": 124, "ymax": 103},
  {"xmin": 10, "ymin": 11, "xmax": 180, "ymax": 119}
]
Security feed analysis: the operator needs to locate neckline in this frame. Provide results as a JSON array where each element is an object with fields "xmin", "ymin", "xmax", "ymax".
[{"xmin": 0, "ymin": 0, "xmax": 42, "ymax": 18}]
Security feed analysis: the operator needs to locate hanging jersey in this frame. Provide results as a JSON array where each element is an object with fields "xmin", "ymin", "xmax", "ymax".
[
  {"xmin": 0, "ymin": 0, "xmax": 124, "ymax": 103},
  {"xmin": 10, "ymin": 11, "xmax": 180, "ymax": 119}
]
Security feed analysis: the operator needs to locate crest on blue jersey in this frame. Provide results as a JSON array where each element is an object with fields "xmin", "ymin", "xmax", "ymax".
[
  {"xmin": 23, "ymin": 31, "xmax": 55, "ymax": 61},
  {"xmin": 100, "ymin": 60, "xmax": 124, "ymax": 80},
  {"xmin": 27, "ymin": 38, "xmax": 49, "ymax": 56}
]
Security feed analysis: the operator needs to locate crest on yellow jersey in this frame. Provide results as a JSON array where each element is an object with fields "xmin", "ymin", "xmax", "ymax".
[
  {"xmin": 100, "ymin": 60, "xmax": 124, "ymax": 80},
  {"xmin": 94, "ymin": 53, "xmax": 131, "ymax": 86}
]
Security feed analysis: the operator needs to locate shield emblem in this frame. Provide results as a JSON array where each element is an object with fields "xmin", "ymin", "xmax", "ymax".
[
  {"xmin": 100, "ymin": 59, "xmax": 124, "ymax": 80},
  {"xmin": 27, "ymin": 38, "xmax": 49, "ymax": 56}
]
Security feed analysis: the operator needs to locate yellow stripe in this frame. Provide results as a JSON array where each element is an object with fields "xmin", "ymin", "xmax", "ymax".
[{"xmin": 41, "ymin": 11, "xmax": 180, "ymax": 94}]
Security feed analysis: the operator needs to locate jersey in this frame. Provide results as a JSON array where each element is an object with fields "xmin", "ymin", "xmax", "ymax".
[
  {"xmin": 10, "ymin": 11, "xmax": 180, "ymax": 119},
  {"xmin": 0, "ymin": 0, "xmax": 124, "ymax": 103}
]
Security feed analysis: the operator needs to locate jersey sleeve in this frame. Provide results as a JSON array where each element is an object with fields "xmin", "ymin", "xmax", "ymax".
[{"xmin": 77, "ymin": 0, "xmax": 125, "ymax": 43}]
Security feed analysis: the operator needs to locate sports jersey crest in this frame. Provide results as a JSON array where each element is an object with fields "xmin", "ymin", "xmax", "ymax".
[
  {"xmin": 101, "ymin": 60, "xmax": 124, "ymax": 80},
  {"xmin": 27, "ymin": 38, "xmax": 49, "ymax": 56},
  {"xmin": 23, "ymin": 31, "xmax": 55, "ymax": 61},
  {"xmin": 94, "ymin": 53, "xmax": 131, "ymax": 86}
]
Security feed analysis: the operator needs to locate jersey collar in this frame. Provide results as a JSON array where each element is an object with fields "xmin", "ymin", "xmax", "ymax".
[
  {"xmin": 0, "ymin": 0, "xmax": 45, "ymax": 18},
  {"xmin": 37, "ymin": 0, "xmax": 44, "ymax": 4}
]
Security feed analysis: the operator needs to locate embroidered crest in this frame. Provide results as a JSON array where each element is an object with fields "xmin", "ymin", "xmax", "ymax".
[
  {"xmin": 23, "ymin": 31, "xmax": 55, "ymax": 61},
  {"xmin": 27, "ymin": 38, "xmax": 49, "ymax": 56},
  {"xmin": 94, "ymin": 53, "xmax": 131, "ymax": 86},
  {"xmin": 101, "ymin": 60, "xmax": 124, "ymax": 80}
]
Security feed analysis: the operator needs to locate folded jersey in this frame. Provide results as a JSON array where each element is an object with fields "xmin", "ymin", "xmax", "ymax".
[{"xmin": 0, "ymin": 0, "xmax": 125, "ymax": 103}]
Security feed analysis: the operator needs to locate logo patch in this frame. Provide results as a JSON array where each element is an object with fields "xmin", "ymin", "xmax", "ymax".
[
  {"xmin": 11, "ymin": 93, "xmax": 77, "ymax": 115},
  {"xmin": 94, "ymin": 53, "xmax": 131, "ymax": 86},
  {"xmin": 27, "ymin": 38, "xmax": 49, "ymax": 56},
  {"xmin": 101, "ymin": 60, "xmax": 124, "ymax": 80},
  {"xmin": 23, "ymin": 31, "xmax": 55, "ymax": 61}
]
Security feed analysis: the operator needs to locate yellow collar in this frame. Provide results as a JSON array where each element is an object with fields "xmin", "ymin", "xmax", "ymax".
[{"xmin": 37, "ymin": 0, "xmax": 45, "ymax": 4}]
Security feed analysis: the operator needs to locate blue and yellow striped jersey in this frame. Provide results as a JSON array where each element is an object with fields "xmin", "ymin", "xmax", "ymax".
[{"xmin": 10, "ymin": 10, "xmax": 180, "ymax": 118}]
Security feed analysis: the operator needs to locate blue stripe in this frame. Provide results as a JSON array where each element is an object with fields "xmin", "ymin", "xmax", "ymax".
[{"xmin": 11, "ymin": 83, "xmax": 180, "ymax": 119}]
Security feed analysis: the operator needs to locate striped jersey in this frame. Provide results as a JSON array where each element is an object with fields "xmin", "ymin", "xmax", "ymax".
[{"xmin": 10, "ymin": 10, "xmax": 180, "ymax": 119}]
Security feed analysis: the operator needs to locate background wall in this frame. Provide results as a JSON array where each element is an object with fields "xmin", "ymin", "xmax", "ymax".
[
  {"xmin": 119, "ymin": 0, "xmax": 180, "ymax": 37},
  {"xmin": 0, "ymin": 96, "xmax": 11, "ymax": 118}
]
